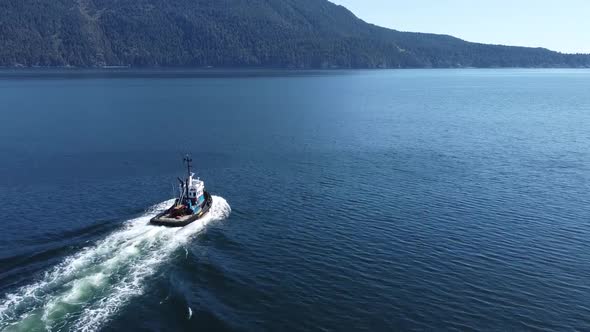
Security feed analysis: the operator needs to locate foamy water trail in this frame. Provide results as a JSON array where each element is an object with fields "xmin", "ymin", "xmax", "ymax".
[{"xmin": 0, "ymin": 196, "xmax": 231, "ymax": 332}]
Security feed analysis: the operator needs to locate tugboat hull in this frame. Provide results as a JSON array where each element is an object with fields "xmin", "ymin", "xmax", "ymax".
[{"xmin": 150, "ymin": 191, "xmax": 213, "ymax": 227}]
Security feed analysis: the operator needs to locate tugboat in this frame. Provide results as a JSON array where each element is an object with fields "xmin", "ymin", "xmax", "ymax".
[{"xmin": 150, "ymin": 155, "xmax": 213, "ymax": 227}]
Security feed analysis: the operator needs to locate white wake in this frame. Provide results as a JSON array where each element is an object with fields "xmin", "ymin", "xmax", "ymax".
[{"xmin": 0, "ymin": 196, "xmax": 231, "ymax": 332}]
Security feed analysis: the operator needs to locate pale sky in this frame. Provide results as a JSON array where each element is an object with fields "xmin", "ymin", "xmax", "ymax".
[{"xmin": 330, "ymin": 0, "xmax": 590, "ymax": 54}]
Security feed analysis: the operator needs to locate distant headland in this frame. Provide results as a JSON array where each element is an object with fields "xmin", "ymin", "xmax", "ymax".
[{"xmin": 1, "ymin": 0, "xmax": 589, "ymax": 69}]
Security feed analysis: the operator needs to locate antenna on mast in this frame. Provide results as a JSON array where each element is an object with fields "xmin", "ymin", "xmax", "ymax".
[{"xmin": 183, "ymin": 154, "xmax": 193, "ymax": 177}]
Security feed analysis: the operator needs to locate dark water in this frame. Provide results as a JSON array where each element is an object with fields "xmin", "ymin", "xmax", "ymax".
[{"xmin": 1, "ymin": 69, "xmax": 589, "ymax": 331}]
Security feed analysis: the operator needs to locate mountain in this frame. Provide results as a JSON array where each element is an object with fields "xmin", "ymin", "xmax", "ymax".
[{"xmin": 1, "ymin": 0, "xmax": 589, "ymax": 68}]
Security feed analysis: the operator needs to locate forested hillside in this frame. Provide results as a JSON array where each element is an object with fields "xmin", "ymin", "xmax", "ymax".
[{"xmin": 0, "ymin": 0, "xmax": 588, "ymax": 68}]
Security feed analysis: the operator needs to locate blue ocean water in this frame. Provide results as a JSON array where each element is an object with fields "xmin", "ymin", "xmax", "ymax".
[{"xmin": 0, "ymin": 69, "xmax": 589, "ymax": 331}]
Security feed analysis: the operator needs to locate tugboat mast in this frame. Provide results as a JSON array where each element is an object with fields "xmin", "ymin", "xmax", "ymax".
[
  {"xmin": 184, "ymin": 154, "xmax": 193, "ymax": 177},
  {"xmin": 183, "ymin": 154, "xmax": 193, "ymax": 198}
]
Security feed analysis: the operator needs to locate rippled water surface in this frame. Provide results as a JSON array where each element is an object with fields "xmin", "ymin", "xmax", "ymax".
[{"xmin": 0, "ymin": 69, "xmax": 589, "ymax": 331}]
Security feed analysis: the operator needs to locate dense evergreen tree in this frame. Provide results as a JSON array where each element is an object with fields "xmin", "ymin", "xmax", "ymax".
[{"xmin": 0, "ymin": 0, "xmax": 588, "ymax": 68}]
